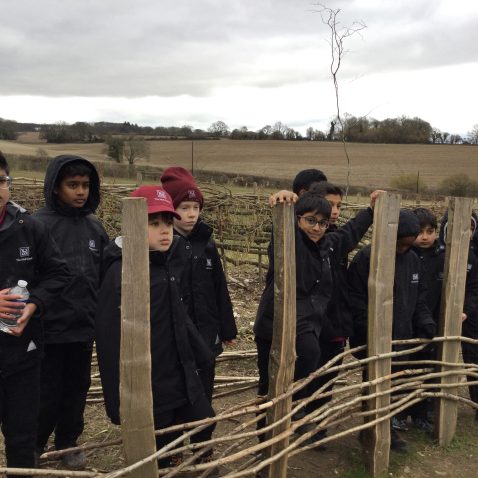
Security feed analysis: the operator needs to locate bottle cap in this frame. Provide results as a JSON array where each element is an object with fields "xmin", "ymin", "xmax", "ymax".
[{"xmin": 18, "ymin": 280, "xmax": 28, "ymax": 288}]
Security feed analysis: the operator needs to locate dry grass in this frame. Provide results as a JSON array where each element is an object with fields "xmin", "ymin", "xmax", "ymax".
[{"xmin": 2, "ymin": 135, "xmax": 478, "ymax": 190}]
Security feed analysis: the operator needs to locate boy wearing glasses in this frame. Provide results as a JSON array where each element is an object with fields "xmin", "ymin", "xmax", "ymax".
[
  {"xmin": 0, "ymin": 151, "xmax": 70, "ymax": 476},
  {"xmin": 254, "ymin": 189, "xmax": 381, "ymax": 443}
]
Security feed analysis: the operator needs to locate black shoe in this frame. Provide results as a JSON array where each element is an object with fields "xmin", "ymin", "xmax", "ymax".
[
  {"xmin": 390, "ymin": 430, "xmax": 408, "ymax": 453},
  {"xmin": 296, "ymin": 423, "xmax": 326, "ymax": 450},
  {"xmin": 412, "ymin": 417, "xmax": 434, "ymax": 433},
  {"xmin": 61, "ymin": 450, "xmax": 87, "ymax": 469},
  {"xmin": 391, "ymin": 416, "xmax": 409, "ymax": 431}
]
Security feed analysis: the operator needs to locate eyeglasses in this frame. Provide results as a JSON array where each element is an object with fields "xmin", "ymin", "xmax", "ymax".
[
  {"xmin": 0, "ymin": 176, "xmax": 12, "ymax": 190},
  {"xmin": 298, "ymin": 215, "xmax": 330, "ymax": 229}
]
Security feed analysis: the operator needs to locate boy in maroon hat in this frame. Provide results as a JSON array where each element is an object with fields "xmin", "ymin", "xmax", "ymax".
[
  {"xmin": 160, "ymin": 167, "xmax": 237, "ymax": 404},
  {"xmin": 95, "ymin": 185, "xmax": 217, "ymax": 469}
]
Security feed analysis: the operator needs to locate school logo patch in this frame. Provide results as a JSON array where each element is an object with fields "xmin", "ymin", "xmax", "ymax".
[
  {"xmin": 411, "ymin": 273, "xmax": 419, "ymax": 283},
  {"xmin": 188, "ymin": 189, "xmax": 197, "ymax": 199},
  {"xmin": 467, "ymin": 263, "xmax": 472, "ymax": 272},
  {"xmin": 206, "ymin": 258, "xmax": 213, "ymax": 270},
  {"xmin": 89, "ymin": 239, "xmax": 96, "ymax": 249},
  {"xmin": 19, "ymin": 247, "xmax": 30, "ymax": 257},
  {"xmin": 156, "ymin": 190, "xmax": 167, "ymax": 200}
]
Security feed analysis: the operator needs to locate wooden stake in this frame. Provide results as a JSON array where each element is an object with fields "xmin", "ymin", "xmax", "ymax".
[
  {"xmin": 435, "ymin": 196, "xmax": 473, "ymax": 446},
  {"xmin": 365, "ymin": 192, "xmax": 401, "ymax": 477},
  {"xmin": 120, "ymin": 198, "xmax": 158, "ymax": 478},
  {"xmin": 264, "ymin": 203, "xmax": 296, "ymax": 478}
]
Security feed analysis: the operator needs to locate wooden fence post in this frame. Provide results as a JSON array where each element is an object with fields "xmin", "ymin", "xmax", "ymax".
[
  {"xmin": 264, "ymin": 203, "xmax": 296, "ymax": 478},
  {"xmin": 365, "ymin": 192, "xmax": 401, "ymax": 477},
  {"xmin": 119, "ymin": 198, "xmax": 158, "ymax": 478},
  {"xmin": 435, "ymin": 196, "xmax": 473, "ymax": 446}
]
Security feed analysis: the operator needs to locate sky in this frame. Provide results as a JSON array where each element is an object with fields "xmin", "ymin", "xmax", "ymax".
[{"xmin": 1, "ymin": 0, "xmax": 477, "ymax": 136}]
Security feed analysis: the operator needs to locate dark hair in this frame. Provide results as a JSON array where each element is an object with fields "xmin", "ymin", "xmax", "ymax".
[
  {"xmin": 56, "ymin": 160, "xmax": 92, "ymax": 185},
  {"xmin": 295, "ymin": 191, "xmax": 332, "ymax": 218},
  {"xmin": 413, "ymin": 207, "xmax": 437, "ymax": 230},
  {"xmin": 0, "ymin": 151, "xmax": 9, "ymax": 175},
  {"xmin": 148, "ymin": 211, "xmax": 174, "ymax": 225},
  {"xmin": 292, "ymin": 169, "xmax": 327, "ymax": 195},
  {"xmin": 309, "ymin": 181, "xmax": 343, "ymax": 198}
]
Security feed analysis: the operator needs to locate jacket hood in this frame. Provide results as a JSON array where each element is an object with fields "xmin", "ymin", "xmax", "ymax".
[
  {"xmin": 439, "ymin": 209, "xmax": 478, "ymax": 246},
  {"xmin": 44, "ymin": 155, "xmax": 101, "ymax": 215}
]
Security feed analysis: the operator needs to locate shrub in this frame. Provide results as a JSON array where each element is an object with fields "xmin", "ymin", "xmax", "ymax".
[
  {"xmin": 438, "ymin": 174, "xmax": 478, "ymax": 197},
  {"xmin": 390, "ymin": 173, "xmax": 428, "ymax": 193}
]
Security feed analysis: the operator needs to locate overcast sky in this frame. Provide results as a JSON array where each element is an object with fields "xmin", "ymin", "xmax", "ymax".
[{"xmin": 1, "ymin": 0, "xmax": 477, "ymax": 135}]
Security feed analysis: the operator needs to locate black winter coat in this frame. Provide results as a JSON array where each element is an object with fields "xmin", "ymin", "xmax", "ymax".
[
  {"xmin": 32, "ymin": 155, "xmax": 109, "ymax": 343},
  {"xmin": 177, "ymin": 220, "xmax": 237, "ymax": 355},
  {"xmin": 95, "ymin": 237, "xmax": 213, "ymax": 425},
  {"xmin": 348, "ymin": 245, "xmax": 436, "ymax": 351},
  {"xmin": 0, "ymin": 202, "xmax": 70, "ymax": 376},
  {"xmin": 254, "ymin": 207, "xmax": 373, "ymax": 342}
]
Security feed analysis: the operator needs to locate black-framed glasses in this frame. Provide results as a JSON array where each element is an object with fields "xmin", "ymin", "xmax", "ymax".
[
  {"xmin": 0, "ymin": 176, "xmax": 12, "ymax": 190},
  {"xmin": 298, "ymin": 215, "xmax": 330, "ymax": 229}
]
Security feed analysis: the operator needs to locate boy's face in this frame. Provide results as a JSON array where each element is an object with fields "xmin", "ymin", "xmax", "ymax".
[
  {"xmin": 298, "ymin": 211, "xmax": 329, "ymax": 243},
  {"xmin": 174, "ymin": 200, "xmax": 200, "ymax": 235},
  {"xmin": 396, "ymin": 236, "xmax": 416, "ymax": 255},
  {"xmin": 413, "ymin": 225, "xmax": 437, "ymax": 249},
  {"xmin": 0, "ymin": 168, "xmax": 11, "ymax": 213},
  {"xmin": 148, "ymin": 213, "xmax": 174, "ymax": 251},
  {"xmin": 54, "ymin": 175, "xmax": 90, "ymax": 208},
  {"xmin": 324, "ymin": 193, "xmax": 342, "ymax": 224}
]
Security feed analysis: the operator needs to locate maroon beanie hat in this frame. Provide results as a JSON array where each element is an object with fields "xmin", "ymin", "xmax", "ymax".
[
  {"xmin": 160, "ymin": 167, "xmax": 204, "ymax": 209},
  {"xmin": 130, "ymin": 185, "xmax": 181, "ymax": 219}
]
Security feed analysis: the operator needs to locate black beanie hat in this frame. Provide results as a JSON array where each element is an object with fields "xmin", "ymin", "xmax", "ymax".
[
  {"xmin": 292, "ymin": 169, "xmax": 327, "ymax": 195},
  {"xmin": 397, "ymin": 209, "xmax": 420, "ymax": 239}
]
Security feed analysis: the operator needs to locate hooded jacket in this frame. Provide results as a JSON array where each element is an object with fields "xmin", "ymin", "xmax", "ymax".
[
  {"xmin": 439, "ymin": 211, "xmax": 478, "ymax": 338},
  {"xmin": 176, "ymin": 220, "xmax": 237, "ymax": 355},
  {"xmin": 254, "ymin": 207, "xmax": 373, "ymax": 342},
  {"xmin": 95, "ymin": 236, "xmax": 213, "ymax": 425},
  {"xmin": 0, "ymin": 201, "xmax": 70, "ymax": 376},
  {"xmin": 32, "ymin": 155, "xmax": 108, "ymax": 343}
]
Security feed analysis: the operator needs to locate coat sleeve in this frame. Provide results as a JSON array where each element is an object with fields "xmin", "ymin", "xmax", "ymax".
[
  {"xmin": 413, "ymin": 263, "xmax": 436, "ymax": 338},
  {"xmin": 329, "ymin": 208, "xmax": 373, "ymax": 258},
  {"xmin": 28, "ymin": 217, "xmax": 71, "ymax": 317},
  {"xmin": 464, "ymin": 251, "xmax": 478, "ymax": 319},
  {"xmin": 211, "ymin": 241, "xmax": 238, "ymax": 342},
  {"xmin": 95, "ymin": 261, "xmax": 122, "ymax": 425},
  {"xmin": 347, "ymin": 247, "xmax": 370, "ymax": 349}
]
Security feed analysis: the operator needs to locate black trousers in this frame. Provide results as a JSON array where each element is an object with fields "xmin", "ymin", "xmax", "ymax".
[
  {"xmin": 462, "ymin": 341, "xmax": 478, "ymax": 404},
  {"xmin": 36, "ymin": 342, "xmax": 93, "ymax": 451},
  {"xmin": 154, "ymin": 393, "xmax": 216, "ymax": 467},
  {"xmin": 255, "ymin": 332, "xmax": 321, "ymax": 439},
  {"xmin": 0, "ymin": 362, "xmax": 40, "ymax": 478}
]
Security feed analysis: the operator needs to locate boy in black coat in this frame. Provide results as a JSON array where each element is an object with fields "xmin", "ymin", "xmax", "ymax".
[
  {"xmin": 254, "ymin": 190, "xmax": 381, "ymax": 443},
  {"xmin": 161, "ymin": 167, "xmax": 237, "ymax": 402},
  {"xmin": 0, "ymin": 152, "xmax": 70, "ymax": 476},
  {"xmin": 438, "ymin": 209, "xmax": 478, "ymax": 419},
  {"xmin": 348, "ymin": 209, "xmax": 437, "ymax": 452},
  {"xmin": 32, "ymin": 155, "xmax": 109, "ymax": 468},
  {"xmin": 95, "ymin": 185, "xmax": 216, "ymax": 469}
]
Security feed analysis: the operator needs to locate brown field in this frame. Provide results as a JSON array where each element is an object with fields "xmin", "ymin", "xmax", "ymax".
[{"xmin": 1, "ymin": 133, "xmax": 478, "ymax": 189}]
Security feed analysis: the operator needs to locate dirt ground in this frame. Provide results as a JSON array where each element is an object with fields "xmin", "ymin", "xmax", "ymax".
[{"xmin": 1, "ymin": 264, "xmax": 477, "ymax": 477}]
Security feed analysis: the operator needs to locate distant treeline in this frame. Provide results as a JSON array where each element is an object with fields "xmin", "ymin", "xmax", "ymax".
[{"xmin": 1, "ymin": 116, "xmax": 477, "ymax": 145}]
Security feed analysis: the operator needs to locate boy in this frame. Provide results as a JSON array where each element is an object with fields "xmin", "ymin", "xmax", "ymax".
[
  {"xmin": 0, "ymin": 151, "xmax": 70, "ymax": 476},
  {"xmin": 32, "ymin": 155, "xmax": 109, "ymax": 468},
  {"xmin": 269, "ymin": 168, "xmax": 327, "ymax": 206},
  {"xmin": 95, "ymin": 185, "xmax": 216, "ymax": 469},
  {"xmin": 348, "ymin": 209, "xmax": 437, "ymax": 452},
  {"xmin": 438, "ymin": 209, "xmax": 478, "ymax": 420},
  {"xmin": 160, "ymin": 167, "xmax": 237, "ymax": 402},
  {"xmin": 254, "ymin": 189, "xmax": 381, "ymax": 444}
]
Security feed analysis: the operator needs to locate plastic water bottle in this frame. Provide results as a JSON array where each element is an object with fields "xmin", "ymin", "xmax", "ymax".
[{"xmin": 0, "ymin": 280, "xmax": 30, "ymax": 332}]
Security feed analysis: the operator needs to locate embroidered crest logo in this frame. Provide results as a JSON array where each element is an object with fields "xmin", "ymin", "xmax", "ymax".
[
  {"xmin": 188, "ymin": 189, "xmax": 197, "ymax": 199},
  {"xmin": 19, "ymin": 247, "xmax": 30, "ymax": 258},
  {"xmin": 89, "ymin": 240, "xmax": 96, "ymax": 249},
  {"xmin": 411, "ymin": 273, "xmax": 419, "ymax": 283},
  {"xmin": 156, "ymin": 190, "xmax": 167, "ymax": 200}
]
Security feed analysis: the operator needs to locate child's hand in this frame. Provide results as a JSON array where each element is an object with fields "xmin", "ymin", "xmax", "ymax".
[
  {"xmin": 269, "ymin": 190, "xmax": 298, "ymax": 207},
  {"xmin": 369, "ymin": 190, "xmax": 386, "ymax": 209},
  {"xmin": 461, "ymin": 313, "xmax": 468, "ymax": 322},
  {"xmin": 223, "ymin": 339, "xmax": 235, "ymax": 346},
  {"xmin": 0, "ymin": 288, "xmax": 25, "ymax": 317},
  {"xmin": 9, "ymin": 303, "xmax": 37, "ymax": 337}
]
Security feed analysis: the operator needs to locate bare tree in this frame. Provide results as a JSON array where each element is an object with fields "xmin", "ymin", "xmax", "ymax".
[
  {"xmin": 123, "ymin": 136, "xmax": 151, "ymax": 165},
  {"xmin": 315, "ymin": 3, "xmax": 366, "ymax": 195},
  {"xmin": 468, "ymin": 124, "xmax": 478, "ymax": 144}
]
